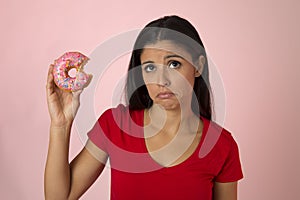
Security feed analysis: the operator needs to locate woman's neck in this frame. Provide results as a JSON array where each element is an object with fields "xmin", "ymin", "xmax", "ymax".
[{"xmin": 145, "ymin": 103, "xmax": 197, "ymax": 137}]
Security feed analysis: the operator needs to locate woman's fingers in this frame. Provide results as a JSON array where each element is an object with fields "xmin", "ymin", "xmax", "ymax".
[
  {"xmin": 73, "ymin": 89, "xmax": 83, "ymax": 99},
  {"xmin": 72, "ymin": 89, "xmax": 83, "ymax": 106},
  {"xmin": 71, "ymin": 89, "xmax": 83, "ymax": 116},
  {"xmin": 46, "ymin": 64, "xmax": 55, "ymax": 95},
  {"xmin": 46, "ymin": 63, "xmax": 84, "ymax": 118}
]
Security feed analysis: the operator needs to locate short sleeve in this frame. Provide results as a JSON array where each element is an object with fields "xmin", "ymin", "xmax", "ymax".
[
  {"xmin": 87, "ymin": 109, "xmax": 112, "ymax": 153},
  {"xmin": 215, "ymin": 137, "xmax": 244, "ymax": 182}
]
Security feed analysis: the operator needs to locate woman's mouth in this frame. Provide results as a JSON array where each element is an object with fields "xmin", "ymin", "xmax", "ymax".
[{"xmin": 157, "ymin": 92, "xmax": 175, "ymax": 99}]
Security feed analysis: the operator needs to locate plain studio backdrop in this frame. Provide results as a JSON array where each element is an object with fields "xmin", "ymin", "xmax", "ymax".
[{"xmin": 0, "ymin": 0, "xmax": 299, "ymax": 199}]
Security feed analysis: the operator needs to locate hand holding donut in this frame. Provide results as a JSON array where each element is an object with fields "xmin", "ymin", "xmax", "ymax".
[{"xmin": 46, "ymin": 52, "xmax": 92, "ymax": 127}]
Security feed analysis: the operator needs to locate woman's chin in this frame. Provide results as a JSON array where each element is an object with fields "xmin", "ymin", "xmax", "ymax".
[{"xmin": 154, "ymin": 100, "xmax": 180, "ymax": 111}]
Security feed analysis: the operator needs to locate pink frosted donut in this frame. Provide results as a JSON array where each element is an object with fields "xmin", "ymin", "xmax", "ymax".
[{"xmin": 53, "ymin": 52, "xmax": 92, "ymax": 92}]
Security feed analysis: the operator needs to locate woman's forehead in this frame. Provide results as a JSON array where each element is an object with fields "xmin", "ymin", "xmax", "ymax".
[{"xmin": 141, "ymin": 40, "xmax": 193, "ymax": 62}]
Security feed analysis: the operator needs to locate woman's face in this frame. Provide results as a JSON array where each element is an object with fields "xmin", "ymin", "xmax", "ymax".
[{"xmin": 140, "ymin": 40, "xmax": 203, "ymax": 111}]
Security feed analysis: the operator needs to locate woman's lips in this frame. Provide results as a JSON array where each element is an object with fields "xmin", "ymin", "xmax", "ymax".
[{"xmin": 157, "ymin": 92, "xmax": 175, "ymax": 99}]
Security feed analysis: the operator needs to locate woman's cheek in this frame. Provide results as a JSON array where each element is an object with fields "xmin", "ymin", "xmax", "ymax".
[{"xmin": 145, "ymin": 84, "xmax": 157, "ymax": 100}]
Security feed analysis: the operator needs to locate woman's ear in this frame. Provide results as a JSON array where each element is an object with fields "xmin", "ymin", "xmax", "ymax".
[{"xmin": 195, "ymin": 55, "xmax": 206, "ymax": 77}]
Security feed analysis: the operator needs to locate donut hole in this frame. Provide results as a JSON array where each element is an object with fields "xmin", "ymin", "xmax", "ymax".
[{"xmin": 68, "ymin": 68, "xmax": 77, "ymax": 78}]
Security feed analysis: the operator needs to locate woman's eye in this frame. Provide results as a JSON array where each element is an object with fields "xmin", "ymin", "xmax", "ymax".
[
  {"xmin": 169, "ymin": 61, "xmax": 181, "ymax": 69},
  {"xmin": 144, "ymin": 64, "xmax": 156, "ymax": 72}
]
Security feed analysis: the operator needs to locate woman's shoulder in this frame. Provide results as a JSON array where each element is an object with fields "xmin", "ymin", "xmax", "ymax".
[
  {"xmin": 202, "ymin": 116, "xmax": 234, "ymax": 140},
  {"xmin": 102, "ymin": 104, "xmax": 143, "ymax": 113},
  {"xmin": 99, "ymin": 104, "xmax": 144, "ymax": 125},
  {"xmin": 199, "ymin": 116, "xmax": 237, "ymax": 158}
]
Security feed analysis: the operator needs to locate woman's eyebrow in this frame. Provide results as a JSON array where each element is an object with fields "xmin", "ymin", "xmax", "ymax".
[
  {"xmin": 141, "ymin": 54, "xmax": 184, "ymax": 65},
  {"xmin": 141, "ymin": 60, "xmax": 154, "ymax": 65},
  {"xmin": 164, "ymin": 54, "xmax": 184, "ymax": 60}
]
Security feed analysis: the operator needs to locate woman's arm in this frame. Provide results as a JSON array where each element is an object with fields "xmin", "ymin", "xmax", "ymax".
[
  {"xmin": 44, "ymin": 126, "xmax": 107, "ymax": 200},
  {"xmin": 44, "ymin": 65, "xmax": 107, "ymax": 199},
  {"xmin": 44, "ymin": 124, "xmax": 72, "ymax": 199},
  {"xmin": 213, "ymin": 182, "xmax": 238, "ymax": 200},
  {"xmin": 67, "ymin": 140, "xmax": 108, "ymax": 200}
]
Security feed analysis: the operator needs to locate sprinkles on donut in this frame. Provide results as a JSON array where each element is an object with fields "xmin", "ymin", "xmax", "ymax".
[{"xmin": 52, "ymin": 52, "xmax": 92, "ymax": 92}]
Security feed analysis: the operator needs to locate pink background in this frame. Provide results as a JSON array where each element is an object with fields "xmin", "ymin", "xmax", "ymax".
[{"xmin": 1, "ymin": 0, "xmax": 299, "ymax": 199}]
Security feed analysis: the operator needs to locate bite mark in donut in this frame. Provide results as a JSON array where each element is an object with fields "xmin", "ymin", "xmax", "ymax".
[{"xmin": 53, "ymin": 52, "xmax": 92, "ymax": 92}]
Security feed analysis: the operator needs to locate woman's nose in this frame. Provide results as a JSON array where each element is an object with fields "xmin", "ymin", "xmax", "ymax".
[{"xmin": 157, "ymin": 67, "xmax": 170, "ymax": 87}]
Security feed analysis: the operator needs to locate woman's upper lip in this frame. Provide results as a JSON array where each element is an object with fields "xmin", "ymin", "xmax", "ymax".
[
  {"xmin": 158, "ymin": 91, "xmax": 174, "ymax": 94},
  {"xmin": 156, "ymin": 91, "xmax": 175, "ymax": 97}
]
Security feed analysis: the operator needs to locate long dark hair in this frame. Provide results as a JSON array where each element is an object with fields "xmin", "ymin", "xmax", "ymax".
[{"xmin": 125, "ymin": 15, "xmax": 213, "ymax": 120}]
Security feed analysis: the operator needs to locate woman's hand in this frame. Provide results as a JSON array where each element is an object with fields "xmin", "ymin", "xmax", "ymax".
[{"xmin": 46, "ymin": 64, "xmax": 82, "ymax": 127}]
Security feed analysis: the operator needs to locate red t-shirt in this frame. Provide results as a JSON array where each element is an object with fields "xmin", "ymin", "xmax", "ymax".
[{"xmin": 88, "ymin": 104, "xmax": 243, "ymax": 200}]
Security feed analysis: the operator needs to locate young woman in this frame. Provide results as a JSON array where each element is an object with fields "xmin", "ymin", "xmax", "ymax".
[{"xmin": 45, "ymin": 15, "xmax": 243, "ymax": 200}]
